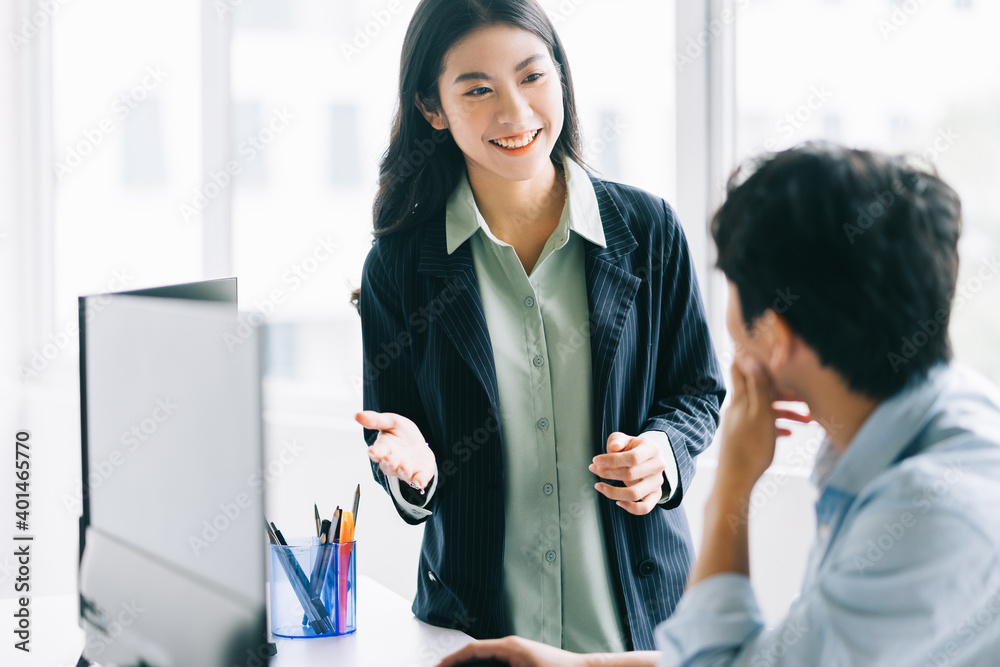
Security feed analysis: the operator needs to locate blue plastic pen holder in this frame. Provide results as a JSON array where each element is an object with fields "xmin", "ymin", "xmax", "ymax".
[{"xmin": 268, "ymin": 539, "xmax": 356, "ymax": 638}]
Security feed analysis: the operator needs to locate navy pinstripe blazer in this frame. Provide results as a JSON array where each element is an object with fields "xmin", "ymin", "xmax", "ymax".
[{"xmin": 359, "ymin": 174, "xmax": 726, "ymax": 650}]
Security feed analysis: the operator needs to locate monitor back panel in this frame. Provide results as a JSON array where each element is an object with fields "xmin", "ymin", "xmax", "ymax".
[{"xmin": 81, "ymin": 293, "xmax": 264, "ymax": 612}]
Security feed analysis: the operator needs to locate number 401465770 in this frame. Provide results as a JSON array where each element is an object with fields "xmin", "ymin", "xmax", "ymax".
[{"xmin": 14, "ymin": 431, "xmax": 30, "ymax": 530}]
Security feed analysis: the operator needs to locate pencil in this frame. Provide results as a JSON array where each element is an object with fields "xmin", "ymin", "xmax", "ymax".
[
  {"xmin": 270, "ymin": 522, "xmax": 288, "ymax": 546},
  {"xmin": 351, "ymin": 484, "xmax": 361, "ymax": 527},
  {"xmin": 331, "ymin": 507, "xmax": 342, "ymax": 542}
]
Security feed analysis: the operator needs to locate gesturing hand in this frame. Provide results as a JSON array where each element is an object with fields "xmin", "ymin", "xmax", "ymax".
[
  {"xmin": 590, "ymin": 433, "xmax": 667, "ymax": 515},
  {"xmin": 355, "ymin": 410, "xmax": 436, "ymax": 491}
]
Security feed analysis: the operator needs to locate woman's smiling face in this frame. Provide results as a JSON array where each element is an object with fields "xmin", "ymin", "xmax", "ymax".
[{"xmin": 419, "ymin": 24, "xmax": 565, "ymax": 185}]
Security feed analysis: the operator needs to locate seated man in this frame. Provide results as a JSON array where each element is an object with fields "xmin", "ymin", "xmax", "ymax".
[{"xmin": 438, "ymin": 143, "xmax": 1000, "ymax": 666}]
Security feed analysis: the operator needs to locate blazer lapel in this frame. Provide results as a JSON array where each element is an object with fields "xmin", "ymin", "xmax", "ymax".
[
  {"xmin": 417, "ymin": 215, "xmax": 502, "ymax": 417},
  {"xmin": 414, "ymin": 179, "xmax": 639, "ymax": 443},
  {"xmin": 586, "ymin": 178, "xmax": 641, "ymax": 445}
]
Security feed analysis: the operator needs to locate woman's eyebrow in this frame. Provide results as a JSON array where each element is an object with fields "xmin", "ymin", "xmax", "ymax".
[
  {"xmin": 452, "ymin": 53, "xmax": 547, "ymax": 85},
  {"xmin": 514, "ymin": 53, "xmax": 546, "ymax": 71}
]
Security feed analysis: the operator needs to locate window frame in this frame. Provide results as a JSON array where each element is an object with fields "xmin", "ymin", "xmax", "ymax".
[{"xmin": 676, "ymin": 0, "xmax": 736, "ymax": 354}]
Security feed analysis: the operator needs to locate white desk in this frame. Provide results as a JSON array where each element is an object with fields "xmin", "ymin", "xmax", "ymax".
[
  {"xmin": 271, "ymin": 574, "xmax": 474, "ymax": 666},
  {"xmin": 0, "ymin": 576, "xmax": 472, "ymax": 667}
]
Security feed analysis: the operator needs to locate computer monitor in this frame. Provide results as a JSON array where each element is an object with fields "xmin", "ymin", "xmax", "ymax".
[{"xmin": 77, "ymin": 278, "xmax": 270, "ymax": 667}]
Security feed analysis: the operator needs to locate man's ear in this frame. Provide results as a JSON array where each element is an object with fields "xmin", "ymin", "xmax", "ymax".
[
  {"xmin": 764, "ymin": 311, "xmax": 795, "ymax": 373},
  {"xmin": 415, "ymin": 93, "xmax": 448, "ymax": 131}
]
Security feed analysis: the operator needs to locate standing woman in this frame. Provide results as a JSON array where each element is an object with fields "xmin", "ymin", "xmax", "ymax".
[{"xmin": 355, "ymin": 0, "xmax": 725, "ymax": 653}]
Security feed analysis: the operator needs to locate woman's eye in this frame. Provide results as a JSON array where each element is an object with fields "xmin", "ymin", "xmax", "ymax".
[
  {"xmin": 523, "ymin": 73, "xmax": 543, "ymax": 84},
  {"xmin": 465, "ymin": 86, "xmax": 492, "ymax": 97}
]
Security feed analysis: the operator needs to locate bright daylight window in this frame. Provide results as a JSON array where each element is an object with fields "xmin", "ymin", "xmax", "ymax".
[
  {"xmin": 228, "ymin": 0, "xmax": 677, "ymax": 416},
  {"xmin": 736, "ymin": 0, "xmax": 1000, "ymax": 392},
  {"xmin": 51, "ymin": 0, "xmax": 203, "ymax": 354}
]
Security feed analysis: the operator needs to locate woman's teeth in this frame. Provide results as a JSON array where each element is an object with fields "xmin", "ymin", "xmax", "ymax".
[{"xmin": 491, "ymin": 129, "xmax": 540, "ymax": 149}]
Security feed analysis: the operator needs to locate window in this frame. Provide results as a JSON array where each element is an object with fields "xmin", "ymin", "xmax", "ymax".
[
  {"xmin": 121, "ymin": 100, "xmax": 167, "ymax": 188},
  {"xmin": 228, "ymin": 0, "xmax": 679, "ymax": 413},
  {"xmin": 51, "ymin": 0, "xmax": 203, "ymax": 344},
  {"xmin": 735, "ymin": 0, "xmax": 1000, "ymax": 391},
  {"xmin": 330, "ymin": 104, "xmax": 363, "ymax": 186}
]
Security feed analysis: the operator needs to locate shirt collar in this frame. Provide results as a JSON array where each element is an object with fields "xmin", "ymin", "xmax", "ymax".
[
  {"xmin": 445, "ymin": 158, "xmax": 606, "ymax": 255},
  {"xmin": 813, "ymin": 363, "xmax": 950, "ymax": 494}
]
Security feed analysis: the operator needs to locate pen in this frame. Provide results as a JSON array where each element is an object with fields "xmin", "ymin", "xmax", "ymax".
[
  {"xmin": 339, "ymin": 511, "xmax": 354, "ymax": 543},
  {"xmin": 307, "ymin": 520, "xmax": 333, "ymax": 598},
  {"xmin": 314, "ymin": 503, "xmax": 322, "ymax": 538},
  {"xmin": 330, "ymin": 507, "xmax": 342, "ymax": 543},
  {"xmin": 305, "ymin": 518, "xmax": 337, "ymax": 625},
  {"xmin": 351, "ymin": 484, "xmax": 361, "ymax": 527},
  {"xmin": 335, "ymin": 510, "xmax": 355, "ymax": 633}
]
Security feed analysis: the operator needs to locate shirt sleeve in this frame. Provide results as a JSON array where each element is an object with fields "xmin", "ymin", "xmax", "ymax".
[
  {"xmin": 654, "ymin": 487, "xmax": 998, "ymax": 666},
  {"xmin": 655, "ymin": 574, "xmax": 763, "ymax": 665},
  {"xmin": 386, "ymin": 461, "xmax": 440, "ymax": 521},
  {"xmin": 640, "ymin": 430, "xmax": 680, "ymax": 504}
]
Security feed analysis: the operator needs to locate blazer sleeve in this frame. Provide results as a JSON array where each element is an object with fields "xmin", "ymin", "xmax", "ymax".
[
  {"xmin": 642, "ymin": 199, "xmax": 727, "ymax": 510},
  {"xmin": 359, "ymin": 239, "xmax": 439, "ymax": 525}
]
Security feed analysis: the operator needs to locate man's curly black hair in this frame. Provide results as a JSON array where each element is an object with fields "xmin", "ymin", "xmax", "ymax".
[{"xmin": 712, "ymin": 142, "xmax": 962, "ymax": 399}]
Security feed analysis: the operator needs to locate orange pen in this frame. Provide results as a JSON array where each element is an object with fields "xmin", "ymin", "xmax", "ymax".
[{"xmin": 336, "ymin": 510, "xmax": 355, "ymax": 633}]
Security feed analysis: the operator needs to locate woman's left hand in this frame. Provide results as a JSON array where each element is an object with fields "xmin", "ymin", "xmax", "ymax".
[{"xmin": 590, "ymin": 433, "xmax": 666, "ymax": 516}]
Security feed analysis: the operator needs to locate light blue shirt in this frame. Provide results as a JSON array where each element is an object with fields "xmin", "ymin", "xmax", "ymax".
[{"xmin": 656, "ymin": 363, "xmax": 1000, "ymax": 666}]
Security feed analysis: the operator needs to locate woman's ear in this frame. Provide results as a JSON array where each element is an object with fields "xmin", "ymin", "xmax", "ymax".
[{"xmin": 415, "ymin": 93, "xmax": 448, "ymax": 131}]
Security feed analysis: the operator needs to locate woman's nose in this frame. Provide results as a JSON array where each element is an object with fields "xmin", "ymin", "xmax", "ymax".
[{"xmin": 496, "ymin": 87, "xmax": 532, "ymax": 126}]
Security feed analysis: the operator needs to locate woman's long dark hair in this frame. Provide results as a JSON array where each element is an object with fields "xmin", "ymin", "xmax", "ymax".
[{"xmin": 372, "ymin": 0, "xmax": 587, "ymax": 238}]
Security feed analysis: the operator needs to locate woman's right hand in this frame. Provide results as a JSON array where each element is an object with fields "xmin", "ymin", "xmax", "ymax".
[{"xmin": 355, "ymin": 410, "xmax": 436, "ymax": 491}]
